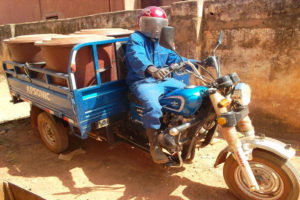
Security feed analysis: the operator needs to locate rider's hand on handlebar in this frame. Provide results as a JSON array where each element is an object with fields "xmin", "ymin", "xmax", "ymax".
[{"xmin": 147, "ymin": 66, "xmax": 170, "ymax": 80}]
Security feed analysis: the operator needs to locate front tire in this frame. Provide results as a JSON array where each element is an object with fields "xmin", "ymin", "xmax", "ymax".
[
  {"xmin": 37, "ymin": 112, "xmax": 69, "ymax": 153},
  {"xmin": 223, "ymin": 149, "xmax": 300, "ymax": 200}
]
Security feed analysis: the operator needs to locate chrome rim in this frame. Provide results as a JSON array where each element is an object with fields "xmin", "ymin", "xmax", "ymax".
[
  {"xmin": 234, "ymin": 161, "xmax": 284, "ymax": 199},
  {"xmin": 42, "ymin": 122, "xmax": 56, "ymax": 146}
]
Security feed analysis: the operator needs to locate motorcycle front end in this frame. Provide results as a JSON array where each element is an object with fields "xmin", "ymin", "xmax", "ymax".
[
  {"xmin": 159, "ymin": 27, "xmax": 300, "ymax": 200},
  {"xmin": 207, "ymin": 31, "xmax": 300, "ymax": 200},
  {"xmin": 210, "ymin": 82, "xmax": 299, "ymax": 200}
]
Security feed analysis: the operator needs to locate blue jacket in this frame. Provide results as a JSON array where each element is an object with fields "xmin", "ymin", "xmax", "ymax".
[{"xmin": 125, "ymin": 31, "xmax": 189, "ymax": 85}]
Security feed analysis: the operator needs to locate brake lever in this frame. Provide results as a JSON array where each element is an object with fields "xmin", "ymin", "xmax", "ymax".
[
  {"xmin": 161, "ymin": 64, "xmax": 179, "ymax": 79},
  {"xmin": 169, "ymin": 63, "xmax": 186, "ymax": 75},
  {"xmin": 162, "ymin": 62, "xmax": 187, "ymax": 80},
  {"xmin": 163, "ymin": 70, "xmax": 173, "ymax": 79}
]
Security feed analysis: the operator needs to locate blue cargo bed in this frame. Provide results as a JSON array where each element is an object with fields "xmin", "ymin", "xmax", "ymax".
[{"xmin": 3, "ymin": 37, "xmax": 129, "ymax": 139}]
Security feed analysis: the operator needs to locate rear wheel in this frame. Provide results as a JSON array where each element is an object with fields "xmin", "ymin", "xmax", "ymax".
[
  {"xmin": 30, "ymin": 105, "xmax": 43, "ymax": 135},
  {"xmin": 37, "ymin": 112, "xmax": 69, "ymax": 153},
  {"xmin": 223, "ymin": 149, "xmax": 300, "ymax": 200}
]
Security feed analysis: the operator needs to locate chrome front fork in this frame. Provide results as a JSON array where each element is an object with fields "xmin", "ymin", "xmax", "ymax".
[{"xmin": 209, "ymin": 90, "xmax": 259, "ymax": 191}]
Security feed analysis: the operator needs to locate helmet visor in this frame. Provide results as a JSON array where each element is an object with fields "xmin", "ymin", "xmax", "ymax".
[{"xmin": 139, "ymin": 17, "xmax": 168, "ymax": 39}]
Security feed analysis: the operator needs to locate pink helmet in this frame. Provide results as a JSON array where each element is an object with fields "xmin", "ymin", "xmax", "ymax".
[{"xmin": 137, "ymin": 6, "xmax": 168, "ymax": 39}]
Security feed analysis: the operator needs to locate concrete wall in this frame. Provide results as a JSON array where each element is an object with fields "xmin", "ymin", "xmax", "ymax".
[
  {"xmin": 141, "ymin": 0, "xmax": 181, "ymax": 7},
  {"xmin": 170, "ymin": 1, "xmax": 202, "ymax": 59},
  {"xmin": 201, "ymin": 0, "xmax": 300, "ymax": 138},
  {"xmin": 0, "ymin": 25, "xmax": 12, "ymax": 69}
]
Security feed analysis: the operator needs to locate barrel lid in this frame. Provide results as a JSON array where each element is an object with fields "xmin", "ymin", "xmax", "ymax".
[
  {"xmin": 35, "ymin": 34, "xmax": 114, "ymax": 46},
  {"xmin": 3, "ymin": 34, "xmax": 59, "ymax": 44},
  {"xmin": 75, "ymin": 28, "xmax": 134, "ymax": 36}
]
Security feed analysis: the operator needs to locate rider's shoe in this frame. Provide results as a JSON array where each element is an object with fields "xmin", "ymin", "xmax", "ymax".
[{"xmin": 146, "ymin": 129, "xmax": 169, "ymax": 164}]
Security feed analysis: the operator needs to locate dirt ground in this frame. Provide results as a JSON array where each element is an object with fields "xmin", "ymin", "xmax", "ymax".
[
  {"xmin": 0, "ymin": 118, "xmax": 300, "ymax": 200},
  {"xmin": 0, "ymin": 75, "xmax": 300, "ymax": 200}
]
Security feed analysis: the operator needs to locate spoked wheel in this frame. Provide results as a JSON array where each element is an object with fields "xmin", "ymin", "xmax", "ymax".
[
  {"xmin": 223, "ymin": 149, "xmax": 300, "ymax": 200},
  {"xmin": 37, "ymin": 112, "xmax": 69, "ymax": 153}
]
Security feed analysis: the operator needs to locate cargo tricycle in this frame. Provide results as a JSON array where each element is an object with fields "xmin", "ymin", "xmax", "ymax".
[{"xmin": 3, "ymin": 27, "xmax": 300, "ymax": 200}]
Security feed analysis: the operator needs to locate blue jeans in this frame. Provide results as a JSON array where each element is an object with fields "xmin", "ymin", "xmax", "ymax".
[{"xmin": 129, "ymin": 77, "xmax": 186, "ymax": 129}]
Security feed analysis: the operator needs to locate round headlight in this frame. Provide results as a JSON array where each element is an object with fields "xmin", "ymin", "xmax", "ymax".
[{"xmin": 232, "ymin": 83, "xmax": 251, "ymax": 105}]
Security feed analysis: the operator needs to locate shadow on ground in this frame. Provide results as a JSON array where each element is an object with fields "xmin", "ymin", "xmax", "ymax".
[{"xmin": 0, "ymin": 118, "xmax": 237, "ymax": 200}]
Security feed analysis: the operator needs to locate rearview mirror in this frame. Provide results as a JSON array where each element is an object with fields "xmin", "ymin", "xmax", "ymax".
[
  {"xmin": 217, "ymin": 30, "xmax": 224, "ymax": 45},
  {"xmin": 159, "ymin": 26, "xmax": 175, "ymax": 51}
]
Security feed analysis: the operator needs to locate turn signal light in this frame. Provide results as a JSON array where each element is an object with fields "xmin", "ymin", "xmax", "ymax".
[
  {"xmin": 217, "ymin": 117, "xmax": 227, "ymax": 125},
  {"xmin": 218, "ymin": 99, "xmax": 230, "ymax": 108}
]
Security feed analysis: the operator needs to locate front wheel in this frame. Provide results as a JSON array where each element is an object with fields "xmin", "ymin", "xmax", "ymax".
[{"xmin": 223, "ymin": 149, "xmax": 300, "ymax": 200}]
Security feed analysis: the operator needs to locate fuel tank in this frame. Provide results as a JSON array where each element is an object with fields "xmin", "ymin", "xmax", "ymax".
[{"xmin": 159, "ymin": 86, "xmax": 208, "ymax": 116}]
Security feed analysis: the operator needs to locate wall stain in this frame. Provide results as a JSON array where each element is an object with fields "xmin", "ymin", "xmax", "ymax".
[{"xmin": 239, "ymin": 37, "xmax": 260, "ymax": 48}]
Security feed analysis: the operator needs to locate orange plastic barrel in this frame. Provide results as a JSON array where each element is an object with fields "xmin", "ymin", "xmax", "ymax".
[
  {"xmin": 3, "ymin": 34, "xmax": 59, "ymax": 64},
  {"xmin": 36, "ymin": 34, "xmax": 116, "ymax": 88}
]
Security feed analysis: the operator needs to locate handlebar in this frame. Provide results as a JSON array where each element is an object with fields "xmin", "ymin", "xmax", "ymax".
[
  {"xmin": 159, "ymin": 30, "xmax": 223, "ymax": 84},
  {"xmin": 163, "ymin": 59, "xmax": 217, "ymax": 85},
  {"xmin": 161, "ymin": 61, "xmax": 201, "ymax": 82}
]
